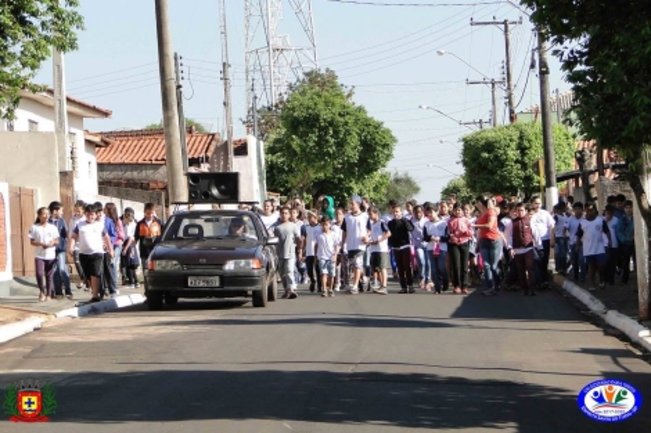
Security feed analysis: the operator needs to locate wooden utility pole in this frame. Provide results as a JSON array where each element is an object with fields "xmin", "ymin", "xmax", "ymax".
[
  {"xmin": 155, "ymin": 0, "xmax": 187, "ymax": 203},
  {"xmin": 467, "ymin": 78, "xmax": 505, "ymax": 127},
  {"xmin": 537, "ymin": 30, "xmax": 557, "ymax": 208},
  {"xmin": 219, "ymin": 0, "xmax": 234, "ymax": 172},
  {"xmin": 471, "ymin": 17, "xmax": 521, "ymax": 123}
]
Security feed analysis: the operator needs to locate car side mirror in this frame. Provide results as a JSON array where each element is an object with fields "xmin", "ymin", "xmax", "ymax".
[{"xmin": 266, "ymin": 237, "xmax": 279, "ymax": 245}]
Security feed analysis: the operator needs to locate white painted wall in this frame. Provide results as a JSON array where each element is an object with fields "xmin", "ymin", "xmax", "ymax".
[
  {"xmin": 0, "ymin": 182, "xmax": 12, "ymax": 283},
  {"xmin": 1, "ymin": 97, "xmax": 99, "ymax": 199},
  {"xmin": 232, "ymin": 135, "xmax": 263, "ymax": 203}
]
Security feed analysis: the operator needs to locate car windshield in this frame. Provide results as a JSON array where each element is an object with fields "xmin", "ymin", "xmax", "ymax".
[{"xmin": 163, "ymin": 214, "xmax": 260, "ymax": 241}]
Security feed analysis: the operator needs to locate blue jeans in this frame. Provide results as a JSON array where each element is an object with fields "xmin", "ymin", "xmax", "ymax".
[
  {"xmin": 54, "ymin": 251, "xmax": 71, "ymax": 295},
  {"xmin": 554, "ymin": 237, "xmax": 568, "ymax": 273},
  {"xmin": 479, "ymin": 238, "xmax": 502, "ymax": 291},
  {"xmin": 428, "ymin": 250, "xmax": 448, "ymax": 291},
  {"xmin": 569, "ymin": 243, "xmax": 585, "ymax": 281},
  {"xmin": 415, "ymin": 245, "xmax": 430, "ymax": 283}
]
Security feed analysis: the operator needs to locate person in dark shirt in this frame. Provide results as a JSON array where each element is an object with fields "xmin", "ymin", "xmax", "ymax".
[{"xmin": 387, "ymin": 205, "xmax": 415, "ymax": 293}]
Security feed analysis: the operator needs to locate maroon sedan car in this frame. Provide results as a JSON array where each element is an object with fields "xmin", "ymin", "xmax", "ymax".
[{"xmin": 144, "ymin": 209, "xmax": 278, "ymax": 310}]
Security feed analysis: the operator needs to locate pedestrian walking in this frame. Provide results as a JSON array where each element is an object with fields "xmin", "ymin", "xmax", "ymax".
[
  {"xmin": 577, "ymin": 203, "xmax": 610, "ymax": 291},
  {"xmin": 341, "ymin": 196, "xmax": 370, "ymax": 294},
  {"xmin": 366, "ymin": 206, "xmax": 391, "ymax": 294},
  {"xmin": 69, "ymin": 200, "xmax": 87, "ymax": 290},
  {"xmin": 48, "ymin": 201, "xmax": 72, "ymax": 299},
  {"xmin": 301, "ymin": 210, "xmax": 323, "ymax": 292},
  {"xmin": 447, "ymin": 204, "xmax": 473, "ymax": 295},
  {"xmin": 511, "ymin": 203, "xmax": 538, "ymax": 296},
  {"xmin": 120, "ymin": 208, "xmax": 140, "ymax": 288},
  {"xmin": 68, "ymin": 204, "xmax": 113, "ymax": 302},
  {"xmin": 315, "ymin": 216, "xmax": 339, "ymax": 297},
  {"xmin": 29, "ymin": 207, "xmax": 59, "ymax": 301},
  {"xmin": 424, "ymin": 207, "xmax": 449, "ymax": 294},
  {"xmin": 104, "ymin": 202, "xmax": 125, "ymax": 296},
  {"xmin": 388, "ymin": 204, "xmax": 415, "ymax": 293},
  {"xmin": 473, "ymin": 195, "xmax": 502, "ymax": 296},
  {"xmin": 411, "ymin": 205, "xmax": 430, "ymax": 290},
  {"xmin": 529, "ymin": 195, "xmax": 555, "ymax": 287},
  {"xmin": 274, "ymin": 206, "xmax": 302, "ymax": 299},
  {"xmin": 135, "ymin": 202, "xmax": 163, "ymax": 270},
  {"xmin": 568, "ymin": 202, "xmax": 585, "ymax": 282},
  {"xmin": 615, "ymin": 200, "xmax": 635, "ymax": 284}
]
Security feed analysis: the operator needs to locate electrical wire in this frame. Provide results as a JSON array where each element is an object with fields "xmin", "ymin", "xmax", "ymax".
[{"xmin": 68, "ymin": 62, "xmax": 158, "ymax": 84}]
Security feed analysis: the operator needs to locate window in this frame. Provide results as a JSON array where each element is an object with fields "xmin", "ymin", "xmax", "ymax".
[{"xmin": 28, "ymin": 120, "xmax": 38, "ymax": 132}]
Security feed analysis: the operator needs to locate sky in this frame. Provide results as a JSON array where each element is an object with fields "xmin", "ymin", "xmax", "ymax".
[{"xmin": 35, "ymin": 0, "xmax": 570, "ymax": 203}]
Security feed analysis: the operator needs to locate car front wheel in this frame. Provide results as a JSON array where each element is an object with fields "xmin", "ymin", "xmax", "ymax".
[{"xmin": 252, "ymin": 280, "xmax": 268, "ymax": 308}]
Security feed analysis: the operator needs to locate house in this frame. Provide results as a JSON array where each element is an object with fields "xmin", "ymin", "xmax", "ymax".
[
  {"xmin": 95, "ymin": 128, "xmax": 262, "ymax": 214},
  {"xmin": 0, "ymin": 90, "xmax": 111, "ymax": 281}
]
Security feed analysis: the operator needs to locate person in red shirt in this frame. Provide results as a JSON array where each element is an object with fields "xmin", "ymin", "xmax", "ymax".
[
  {"xmin": 473, "ymin": 195, "xmax": 502, "ymax": 296},
  {"xmin": 446, "ymin": 204, "xmax": 474, "ymax": 294}
]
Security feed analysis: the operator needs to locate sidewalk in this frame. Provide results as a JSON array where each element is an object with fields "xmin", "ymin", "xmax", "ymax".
[
  {"xmin": 0, "ymin": 277, "xmax": 146, "ymax": 344},
  {"xmin": 554, "ymin": 272, "xmax": 651, "ymax": 353}
]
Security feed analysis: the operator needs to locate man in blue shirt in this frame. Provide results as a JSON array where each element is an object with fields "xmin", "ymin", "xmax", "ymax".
[{"xmin": 48, "ymin": 201, "xmax": 72, "ymax": 299}]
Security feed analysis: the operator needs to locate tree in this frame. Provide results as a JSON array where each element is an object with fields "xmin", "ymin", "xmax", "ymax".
[
  {"xmin": 0, "ymin": 0, "xmax": 83, "ymax": 119},
  {"xmin": 520, "ymin": 0, "xmax": 651, "ymax": 226},
  {"xmin": 145, "ymin": 118, "xmax": 207, "ymax": 133},
  {"xmin": 384, "ymin": 171, "xmax": 420, "ymax": 206},
  {"xmin": 461, "ymin": 122, "xmax": 575, "ymax": 198},
  {"xmin": 441, "ymin": 176, "xmax": 475, "ymax": 205},
  {"xmin": 266, "ymin": 70, "xmax": 396, "ymax": 206}
]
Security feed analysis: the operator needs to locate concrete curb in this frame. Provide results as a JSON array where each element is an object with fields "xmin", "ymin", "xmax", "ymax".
[
  {"xmin": 0, "ymin": 294, "xmax": 146, "ymax": 345},
  {"xmin": 0, "ymin": 317, "xmax": 46, "ymax": 344},
  {"xmin": 554, "ymin": 274, "xmax": 651, "ymax": 353}
]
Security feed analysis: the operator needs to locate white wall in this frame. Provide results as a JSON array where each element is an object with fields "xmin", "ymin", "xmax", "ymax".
[
  {"xmin": 2, "ymin": 97, "xmax": 99, "ymax": 199},
  {"xmin": 0, "ymin": 132, "xmax": 61, "ymax": 206},
  {"xmin": 0, "ymin": 182, "xmax": 12, "ymax": 282},
  {"xmin": 232, "ymin": 135, "xmax": 263, "ymax": 203}
]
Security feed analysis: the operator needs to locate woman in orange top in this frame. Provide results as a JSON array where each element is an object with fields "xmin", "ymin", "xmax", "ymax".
[{"xmin": 473, "ymin": 195, "xmax": 502, "ymax": 295}]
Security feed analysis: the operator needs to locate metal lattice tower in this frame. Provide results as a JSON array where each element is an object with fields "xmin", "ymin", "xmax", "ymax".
[{"xmin": 245, "ymin": 0, "xmax": 318, "ymax": 111}]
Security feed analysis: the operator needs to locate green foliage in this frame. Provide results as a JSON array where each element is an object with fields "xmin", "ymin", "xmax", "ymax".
[
  {"xmin": 0, "ymin": 0, "xmax": 83, "ymax": 119},
  {"xmin": 41, "ymin": 384, "xmax": 56, "ymax": 415},
  {"xmin": 383, "ymin": 171, "xmax": 420, "ymax": 206},
  {"xmin": 461, "ymin": 122, "xmax": 574, "ymax": 198},
  {"xmin": 2, "ymin": 385, "xmax": 18, "ymax": 416},
  {"xmin": 441, "ymin": 176, "xmax": 475, "ymax": 205},
  {"xmin": 521, "ymin": 0, "xmax": 651, "ymax": 220},
  {"xmin": 145, "ymin": 118, "xmax": 208, "ymax": 133},
  {"xmin": 266, "ymin": 69, "xmax": 396, "ymax": 205}
]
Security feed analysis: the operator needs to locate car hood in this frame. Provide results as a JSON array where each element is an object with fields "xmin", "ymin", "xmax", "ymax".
[{"xmin": 151, "ymin": 238, "xmax": 261, "ymax": 264}]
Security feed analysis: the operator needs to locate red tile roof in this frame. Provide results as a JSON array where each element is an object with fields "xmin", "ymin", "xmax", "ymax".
[{"xmin": 95, "ymin": 128, "xmax": 220, "ymax": 165}]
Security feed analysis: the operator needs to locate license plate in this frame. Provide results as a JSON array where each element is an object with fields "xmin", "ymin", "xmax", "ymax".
[{"xmin": 187, "ymin": 276, "xmax": 220, "ymax": 288}]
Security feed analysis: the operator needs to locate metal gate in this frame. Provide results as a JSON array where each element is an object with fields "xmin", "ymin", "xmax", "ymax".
[{"xmin": 9, "ymin": 186, "xmax": 36, "ymax": 277}]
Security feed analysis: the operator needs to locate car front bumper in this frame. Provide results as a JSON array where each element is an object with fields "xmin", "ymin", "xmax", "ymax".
[{"xmin": 144, "ymin": 269, "xmax": 266, "ymax": 297}]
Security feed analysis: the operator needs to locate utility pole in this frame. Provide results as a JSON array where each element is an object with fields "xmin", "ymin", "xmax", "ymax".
[
  {"xmin": 537, "ymin": 29, "xmax": 557, "ymax": 208},
  {"xmin": 219, "ymin": 0, "xmax": 234, "ymax": 172},
  {"xmin": 53, "ymin": 49, "xmax": 69, "ymax": 173},
  {"xmin": 155, "ymin": 0, "xmax": 187, "ymax": 203},
  {"xmin": 467, "ymin": 78, "xmax": 505, "ymax": 127},
  {"xmin": 174, "ymin": 52, "xmax": 188, "ymax": 172},
  {"xmin": 471, "ymin": 17, "xmax": 521, "ymax": 123}
]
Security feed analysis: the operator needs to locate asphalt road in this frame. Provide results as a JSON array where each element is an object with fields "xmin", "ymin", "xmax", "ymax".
[{"xmin": 0, "ymin": 287, "xmax": 649, "ymax": 432}]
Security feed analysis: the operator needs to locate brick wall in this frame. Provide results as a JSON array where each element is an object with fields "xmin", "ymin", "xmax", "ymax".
[{"xmin": 0, "ymin": 192, "xmax": 6, "ymax": 273}]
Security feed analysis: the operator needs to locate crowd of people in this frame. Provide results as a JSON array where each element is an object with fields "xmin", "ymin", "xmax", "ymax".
[
  {"xmin": 27, "ymin": 191, "xmax": 635, "ymax": 303},
  {"xmin": 28, "ymin": 200, "xmax": 162, "ymax": 302},
  {"xmin": 257, "ymin": 192, "xmax": 636, "ymax": 299}
]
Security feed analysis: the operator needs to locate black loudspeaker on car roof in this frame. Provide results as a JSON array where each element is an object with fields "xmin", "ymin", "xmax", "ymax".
[{"xmin": 187, "ymin": 172, "xmax": 240, "ymax": 204}]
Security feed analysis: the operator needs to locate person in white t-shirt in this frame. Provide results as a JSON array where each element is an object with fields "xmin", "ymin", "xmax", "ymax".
[
  {"xmin": 315, "ymin": 217, "xmax": 340, "ymax": 297},
  {"xmin": 577, "ymin": 203, "xmax": 611, "ymax": 291},
  {"xmin": 259, "ymin": 199, "xmax": 280, "ymax": 234},
  {"xmin": 341, "ymin": 196, "xmax": 370, "ymax": 294},
  {"xmin": 301, "ymin": 211, "xmax": 323, "ymax": 292},
  {"xmin": 366, "ymin": 206, "xmax": 391, "ymax": 294},
  {"xmin": 529, "ymin": 196, "xmax": 555, "ymax": 286},
  {"xmin": 332, "ymin": 207, "xmax": 346, "ymax": 292},
  {"xmin": 28, "ymin": 207, "xmax": 60, "ymax": 302},
  {"xmin": 68, "ymin": 204, "xmax": 113, "ymax": 302}
]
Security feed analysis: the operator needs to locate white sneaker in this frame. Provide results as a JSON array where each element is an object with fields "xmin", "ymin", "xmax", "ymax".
[
  {"xmin": 334, "ymin": 284, "xmax": 341, "ymax": 292},
  {"xmin": 373, "ymin": 287, "xmax": 388, "ymax": 295}
]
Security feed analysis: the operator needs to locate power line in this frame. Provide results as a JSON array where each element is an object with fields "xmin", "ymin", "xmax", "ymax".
[{"xmin": 68, "ymin": 62, "xmax": 157, "ymax": 83}]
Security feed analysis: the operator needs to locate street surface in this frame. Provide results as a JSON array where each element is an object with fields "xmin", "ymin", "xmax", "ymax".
[{"xmin": 0, "ymin": 288, "xmax": 649, "ymax": 432}]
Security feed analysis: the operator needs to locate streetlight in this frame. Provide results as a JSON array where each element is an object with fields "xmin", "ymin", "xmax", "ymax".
[
  {"xmin": 418, "ymin": 105, "xmax": 475, "ymax": 131},
  {"xmin": 436, "ymin": 49, "xmax": 489, "ymax": 80}
]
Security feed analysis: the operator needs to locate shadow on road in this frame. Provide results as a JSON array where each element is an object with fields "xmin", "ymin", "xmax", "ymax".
[{"xmin": 0, "ymin": 369, "xmax": 648, "ymax": 431}]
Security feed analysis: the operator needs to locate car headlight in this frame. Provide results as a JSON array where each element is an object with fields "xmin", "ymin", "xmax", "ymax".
[
  {"xmin": 148, "ymin": 260, "xmax": 182, "ymax": 271},
  {"xmin": 223, "ymin": 259, "xmax": 262, "ymax": 271}
]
